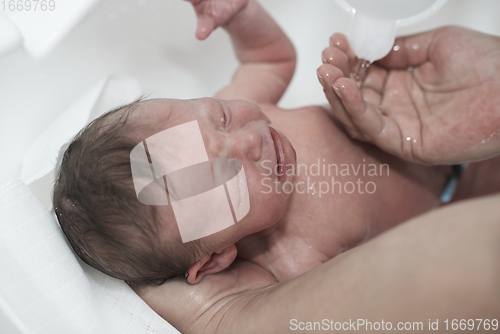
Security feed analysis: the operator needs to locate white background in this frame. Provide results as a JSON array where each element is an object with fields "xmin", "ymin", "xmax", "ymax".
[{"xmin": 1, "ymin": 0, "xmax": 500, "ymax": 186}]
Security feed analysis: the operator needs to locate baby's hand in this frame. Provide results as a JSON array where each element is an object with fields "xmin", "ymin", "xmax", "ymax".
[{"xmin": 185, "ymin": 0, "xmax": 250, "ymax": 40}]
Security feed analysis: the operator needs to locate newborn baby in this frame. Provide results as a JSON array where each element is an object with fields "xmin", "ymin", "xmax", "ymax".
[{"xmin": 54, "ymin": 0, "xmax": 464, "ymax": 285}]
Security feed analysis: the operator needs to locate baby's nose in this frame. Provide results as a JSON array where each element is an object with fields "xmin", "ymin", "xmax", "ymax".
[{"xmin": 237, "ymin": 128, "xmax": 263, "ymax": 163}]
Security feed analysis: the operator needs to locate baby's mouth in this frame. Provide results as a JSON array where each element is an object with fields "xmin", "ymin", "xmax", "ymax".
[{"xmin": 269, "ymin": 126, "xmax": 286, "ymax": 183}]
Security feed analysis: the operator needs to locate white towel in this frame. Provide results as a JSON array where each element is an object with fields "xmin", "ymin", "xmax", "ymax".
[{"xmin": 0, "ymin": 179, "xmax": 180, "ymax": 334}]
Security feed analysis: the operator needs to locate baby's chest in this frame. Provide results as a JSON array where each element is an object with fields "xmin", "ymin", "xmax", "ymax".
[{"xmin": 266, "ymin": 105, "xmax": 378, "ymax": 256}]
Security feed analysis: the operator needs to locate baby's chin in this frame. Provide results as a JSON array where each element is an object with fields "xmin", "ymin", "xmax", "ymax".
[
  {"xmin": 200, "ymin": 190, "xmax": 292, "ymax": 249},
  {"xmin": 246, "ymin": 205, "xmax": 289, "ymax": 238}
]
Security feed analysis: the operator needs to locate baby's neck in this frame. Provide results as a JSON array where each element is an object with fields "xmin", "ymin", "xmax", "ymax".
[{"xmin": 236, "ymin": 220, "xmax": 327, "ymax": 281}]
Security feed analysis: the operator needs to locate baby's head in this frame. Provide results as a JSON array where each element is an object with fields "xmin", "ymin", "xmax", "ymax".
[{"xmin": 53, "ymin": 97, "xmax": 296, "ymax": 285}]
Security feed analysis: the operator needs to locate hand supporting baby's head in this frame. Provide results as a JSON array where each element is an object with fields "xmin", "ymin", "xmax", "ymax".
[{"xmin": 53, "ymin": 97, "xmax": 296, "ymax": 285}]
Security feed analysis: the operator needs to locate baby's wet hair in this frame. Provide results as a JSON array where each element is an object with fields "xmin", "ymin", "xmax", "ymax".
[{"xmin": 53, "ymin": 97, "xmax": 205, "ymax": 285}]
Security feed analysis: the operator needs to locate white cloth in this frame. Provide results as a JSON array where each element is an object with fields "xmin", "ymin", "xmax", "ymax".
[
  {"xmin": 0, "ymin": 179, "xmax": 181, "ymax": 334},
  {"xmin": 20, "ymin": 75, "xmax": 142, "ymax": 187},
  {"xmin": 2, "ymin": 0, "xmax": 100, "ymax": 58}
]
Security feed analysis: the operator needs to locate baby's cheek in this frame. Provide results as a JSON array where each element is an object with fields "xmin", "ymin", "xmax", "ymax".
[
  {"xmin": 246, "ymin": 175, "xmax": 262, "ymax": 201},
  {"xmin": 207, "ymin": 133, "xmax": 230, "ymax": 158},
  {"xmin": 253, "ymin": 176, "xmax": 290, "ymax": 221}
]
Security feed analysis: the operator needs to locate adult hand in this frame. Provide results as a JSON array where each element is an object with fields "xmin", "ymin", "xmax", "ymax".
[
  {"xmin": 185, "ymin": 0, "xmax": 250, "ymax": 40},
  {"xmin": 317, "ymin": 26, "xmax": 500, "ymax": 165}
]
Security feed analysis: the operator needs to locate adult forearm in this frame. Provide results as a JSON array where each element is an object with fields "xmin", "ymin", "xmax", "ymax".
[{"xmin": 222, "ymin": 194, "xmax": 500, "ymax": 333}]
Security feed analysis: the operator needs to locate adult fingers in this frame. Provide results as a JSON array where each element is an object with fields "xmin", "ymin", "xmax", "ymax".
[
  {"xmin": 333, "ymin": 77, "xmax": 411, "ymax": 160},
  {"xmin": 322, "ymin": 46, "xmax": 350, "ymax": 77},
  {"xmin": 317, "ymin": 64, "xmax": 364, "ymax": 140},
  {"xmin": 376, "ymin": 29, "xmax": 437, "ymax": 69},
  {"xmin": 329, "ymin": 33, "xmax": 358, "ymax": 69}
]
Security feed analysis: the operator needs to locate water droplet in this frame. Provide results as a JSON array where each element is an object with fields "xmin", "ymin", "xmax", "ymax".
[
  {"xmin": 350, "ymin": 59, "xmax": 371, "ymax": 87},
  {"xmin": 309, "ymin": 186, "xmax": 316, "ymax": 196},
  {"xmin": 393, "ymin": 45, "xmax": 400, "ymax": 52},
  {"xmin": 406, "ymin": 136, "xmax": 411, "ymax": 141}
]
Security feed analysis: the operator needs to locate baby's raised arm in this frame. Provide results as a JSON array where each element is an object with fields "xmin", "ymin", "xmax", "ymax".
[{"xmin": 187, "ymin": 0, "xmax": 296, "ymax": 104}]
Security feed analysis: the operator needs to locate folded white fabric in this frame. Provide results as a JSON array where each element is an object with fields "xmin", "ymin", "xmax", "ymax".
[{"xmin": 0, "ymin": 179, "xmax": 181, "ymax": 334}]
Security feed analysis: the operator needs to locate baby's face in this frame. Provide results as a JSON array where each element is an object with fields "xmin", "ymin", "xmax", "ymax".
[{"xmin": 133, "ymin": 98, "xmax": 297, "ymax": 248}]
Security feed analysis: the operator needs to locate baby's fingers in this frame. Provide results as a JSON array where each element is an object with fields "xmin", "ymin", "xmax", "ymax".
[
  {"xmin": 195, "ymin": 15, "xmax": 217, "ymax": 40},
  {"xmin": 333, "ymin": 77, "xmax": 407, "ymax": 159}
]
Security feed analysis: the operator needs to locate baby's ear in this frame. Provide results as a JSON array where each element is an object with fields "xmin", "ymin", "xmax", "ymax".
[{"xmin": 186, "ymin": 245, "xmax": 238, "ymax": 284}]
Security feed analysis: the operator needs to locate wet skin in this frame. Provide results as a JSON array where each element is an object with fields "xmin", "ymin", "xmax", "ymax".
[
  {"xmin": 131, "ymin": 98, "xmax": 500, "ymax": 334},
  {"xmin": 236, "ymin": 101, "xmax": 449, "ymax": 280},
  {"xmin": 131, "ymin": 97, "xmax": 450, "ymax": 282},
  {"xmin": 131, "ymin": 2, "xmax": 500, "ymax": 332}
]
